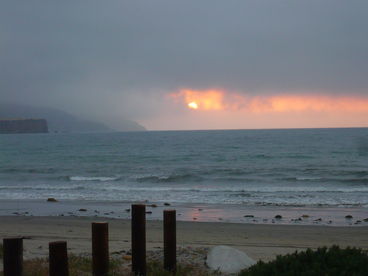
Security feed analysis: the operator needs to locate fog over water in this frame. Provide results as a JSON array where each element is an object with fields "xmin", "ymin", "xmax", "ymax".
[{"xmin": 1, "ymin": 1, "xmax": 368, "ymax": 130}]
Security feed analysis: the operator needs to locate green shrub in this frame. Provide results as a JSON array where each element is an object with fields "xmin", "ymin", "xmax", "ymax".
[{"xmin": 239, "ymin": 245, "xmax": 368, "ymax": 276}]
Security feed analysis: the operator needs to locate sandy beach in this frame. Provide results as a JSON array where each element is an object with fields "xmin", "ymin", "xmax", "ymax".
[{"xmin": 1, "ymin": 216, "xmax": 367, "ymax": 263}]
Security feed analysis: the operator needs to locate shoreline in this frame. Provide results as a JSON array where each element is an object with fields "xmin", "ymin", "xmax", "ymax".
[
  {"xmin": 0, "ymin": 216, "xmax": 367, "ymax": 262},
  {"xmin": 0, "ymin": 199, "xmax": 367, "ymax": 227}
]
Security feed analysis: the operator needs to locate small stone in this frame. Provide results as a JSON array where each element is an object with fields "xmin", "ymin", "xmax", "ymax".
[
  {"xmin": 146, "ymin": 211, "xmax": 152, "ymax": 214},
  {"xmin": 274, "ymin": 215, "xmax": 282, "ymax": 219},
  {"xmin": 314, "ymin": 218, "xmax": 322, "ymax": 222},
  {"xmin": 244, "ymin": 215, "xmax": 254, "ymax": 218},
  {"xmin": 78, "ymin": 208, "xmax": 87, "ymax": 212},
  {"xmin": 47, "ymin": 198, "xmax": 58, "ymax": 202},
  {"xmin": 164, "ymin": 202, "xmax": 171, "ymax": 206},
  {"xmin": 345, "ymin": 215, "xmax": 353, "ymax": 219},
  {"xmin": 122, "ymin": 255, "xmax": 132, "ymax": 261},
  {"xmin": 150, "ymin": 204, "xmax": 158, "ymax": 208},
  {"xmin": 301, "ymin": 214, "xmax": 309, "ymax": 218},
  {"xmin": 363, "ymin": 218, "xmax": 368, "ymax": 222}
]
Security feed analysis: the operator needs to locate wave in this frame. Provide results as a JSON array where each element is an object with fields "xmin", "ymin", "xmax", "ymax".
[
  {"xmin": 69, "ymin": 176, "xmax": 120, "ymax": 182},
  {"xmin": 283, "ymin": 176, "xmax": 368, "ymax": 184},
  {"xmin": 0, "ymin": 167, "xmax": 56, "ymax": 174},
  {"xmin": 134, "ymin": 173, "xmax": 203, "ymax": 183}
]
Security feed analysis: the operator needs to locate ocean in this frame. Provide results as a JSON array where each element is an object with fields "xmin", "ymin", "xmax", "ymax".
[{"xmin": 1, "ymin": 128, "xmax": 368, "ymax": 225}]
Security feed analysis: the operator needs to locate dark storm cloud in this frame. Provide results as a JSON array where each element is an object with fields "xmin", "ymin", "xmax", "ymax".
[{"xmin": 1, "ymin": 0, "xmax": 367, "ymax": 121}]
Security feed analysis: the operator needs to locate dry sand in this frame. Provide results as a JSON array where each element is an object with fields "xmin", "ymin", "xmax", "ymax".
[{"xmin": 1, "ymin": 216, "xmax": 367, "ymax": 263}]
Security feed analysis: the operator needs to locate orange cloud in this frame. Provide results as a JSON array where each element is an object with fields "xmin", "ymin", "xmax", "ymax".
[{"xmin": 170, "ymin": 89, "xmax": 368, "ymax": 113}]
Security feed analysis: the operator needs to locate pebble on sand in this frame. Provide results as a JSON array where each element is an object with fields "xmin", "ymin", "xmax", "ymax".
[
  {"xmin": 274, "ymin": 215, "xmax": 282, "ymax": 219},
  {"xmin": 47, "ymin": 198, "xmax": 58, "ymax": 202},
  {"xmin": 78, "ymin": 208, "xmax": 87, "ymax": 212},
  {"xmin": 164, "ymin": 202, "xmax": 171, "ymax": 206},
  {"xmin": 345, "ymin": 215, "xmax": 353, "ymax": 219}
]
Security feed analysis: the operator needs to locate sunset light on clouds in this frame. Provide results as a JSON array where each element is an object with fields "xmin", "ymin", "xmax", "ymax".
[
  {"xmin": 143, "ymin": 89, "xmax": 368, "ymax": 130},
  {"xmin": 2, "ymin": 1, "xmax": 368, "ymax": 131},
  {"xmin": 170, "ymin": 89, "xmax": 368, "ymax": 113}
]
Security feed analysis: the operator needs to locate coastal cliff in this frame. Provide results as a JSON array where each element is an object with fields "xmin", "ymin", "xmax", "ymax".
[{"xmin": 0, "ymin": 119, "xmax": 48, "ymax": 134}]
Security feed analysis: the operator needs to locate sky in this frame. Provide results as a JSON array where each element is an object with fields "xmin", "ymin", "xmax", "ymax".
[{"xmin": 1, "ymin": 0, "xmax": 368, "ymax": 130}]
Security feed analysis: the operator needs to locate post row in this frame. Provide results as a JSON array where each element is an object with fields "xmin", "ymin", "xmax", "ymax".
[{"xmin": 2, "ymin": 205, "xmax": 176, "ymax": 276}]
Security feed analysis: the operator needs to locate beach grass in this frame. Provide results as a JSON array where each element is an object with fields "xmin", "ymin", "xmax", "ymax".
[
  {"xmin": 0, "ymin": 254, "xmax": 218, "ymax": 276},
  {"xmin": 239, "ymin": 245, "xmax": 368, "ymax": 276}
]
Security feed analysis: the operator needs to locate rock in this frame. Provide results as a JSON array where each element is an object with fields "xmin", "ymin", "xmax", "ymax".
[
  {"xmin": 301, "ymin": 214, "xmax": 309, "ymax": 218},
  {"xmin": 0, "ymin": 119, "xmax": 48, "ymax": 134},
  {"xmin": 47, "ymin": 198, "xmax": 58, "ymax": 202},
  {"xmin": 363, "ymin": 218, "xmax": 368, "ymax": 222},
  {"xmin": 122, "ymin": 255, "xmax": 132, "ymax": 261},
  {"xmin": 244, "ymin": 215, "xmax": 254, "ymax": 218},
  {"xmin": 345, "ymin": 215, "xmax": 353, "ymax": 219},
  {"xmin": 274, "ymin": 215, "xmax": 282, "ymax": 219},
  {"xmin": 314, "ymin": 218, "xmax": 322, "ymax": 222},
  {"xmin": 164, "ymin": 202, "xmax": 171, "ymax": 206},
  {"xmin": 78, "ymin": 208, "xmax": 87, "ymax": 212},
  {"xmin": 206, "ymin": 245, "xmax": 256, "ymax": 274},
  {"xmin": 150, "ymin": 204, "xmax": 158, "ymax": 208}
]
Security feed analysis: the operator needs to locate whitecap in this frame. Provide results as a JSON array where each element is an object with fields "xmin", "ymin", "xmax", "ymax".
[{"xmin": 69, "ymin": 176, "xmax": 119, "ymax": 182}]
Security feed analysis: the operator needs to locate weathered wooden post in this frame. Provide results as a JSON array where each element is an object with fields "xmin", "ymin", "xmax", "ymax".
[
  {"xmin": 49, "ymin": 241, "xmax": 69, "ymax": 276},
  {"xmin": 131, "ymin": 204, "xmax": 146, "ymax": 275},
  {"xmin": 92, "ymin": 222, "xmax": 109, "ymax": 276},
  {"xmin": 3, "ymin": 237, "xmax": 23, "ymax": 276},
  {"xmin": 164, "ymin": 209, "xmax": 176, "ymax": 272}
]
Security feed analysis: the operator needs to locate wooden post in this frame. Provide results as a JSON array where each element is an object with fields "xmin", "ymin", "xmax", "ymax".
[
  {"xmin": 3, "ymin": 237, "xmax": 23, "ymax": 276},
  {"xmin": 131, "ymin": 204, "xmax": 146, "ymax": 276},
  {"xmin": 92, "ymin": 222, "xmax": 109, "ymax": 276},
  {"xmin": 49, "ymin": 241, "xmax": 69, "ymax": 276},
  {"xmin": 164, "ymin": 210, "xmax": 176, "ymax": 272}
]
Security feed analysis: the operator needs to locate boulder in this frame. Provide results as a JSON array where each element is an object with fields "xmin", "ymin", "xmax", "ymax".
[{"xmin": 206, "ymin": 245, "xmax": 256, "ymax": 274}]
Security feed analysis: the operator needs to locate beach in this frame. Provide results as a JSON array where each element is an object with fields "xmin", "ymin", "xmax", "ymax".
[{"xmin": 1, "ymin": 215, "xmax": 367, "ymax": 263}]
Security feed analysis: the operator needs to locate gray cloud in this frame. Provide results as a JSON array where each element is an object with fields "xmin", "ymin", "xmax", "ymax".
[{"xmin": 1, "ymin": 0, "xmax": 367, "ymax": 124}]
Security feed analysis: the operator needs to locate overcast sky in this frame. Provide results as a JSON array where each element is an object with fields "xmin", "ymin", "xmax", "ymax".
[{"xmin": 1, "ymin": 1, "xmax": 368, "ymax": 130}]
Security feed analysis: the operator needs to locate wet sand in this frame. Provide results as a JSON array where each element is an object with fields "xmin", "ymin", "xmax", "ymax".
[{"xmin": 0, "ymin": 216, "xmax": 367, "ymax": 262}]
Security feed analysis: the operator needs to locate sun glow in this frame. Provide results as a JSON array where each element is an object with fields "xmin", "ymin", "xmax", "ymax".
[
  {"xmin": 188, "ymin": 102, "xmax": 198, "ymax": 109},
  {"xmin": 170, "ymin": 89, "xmax": 368, "ymax": 113}
]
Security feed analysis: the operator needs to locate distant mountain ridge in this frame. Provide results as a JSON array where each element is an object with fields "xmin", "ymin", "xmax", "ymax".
[{"xmin": 0, "ymin": 103, "xmax": 146, "ymax": 132}]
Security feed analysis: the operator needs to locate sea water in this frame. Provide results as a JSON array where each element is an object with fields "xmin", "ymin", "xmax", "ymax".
[{"xmin": 1, "ymin": 128, "xmax": 367, "ymax": 209}]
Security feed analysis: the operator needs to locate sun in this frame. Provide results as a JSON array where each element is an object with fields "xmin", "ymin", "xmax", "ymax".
[{"xmin": 188, "ymin": 102, "xmax": 198, "ymax": 109}]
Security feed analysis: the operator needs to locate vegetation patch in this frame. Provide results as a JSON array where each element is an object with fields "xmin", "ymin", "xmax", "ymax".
[
  {"xmin": 0, "ymin": 254, "xmax": 217, "ymax": 276},
  {"xmin": 240, "ymin": 245, "xmax": 368, "ymax": 276}
]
